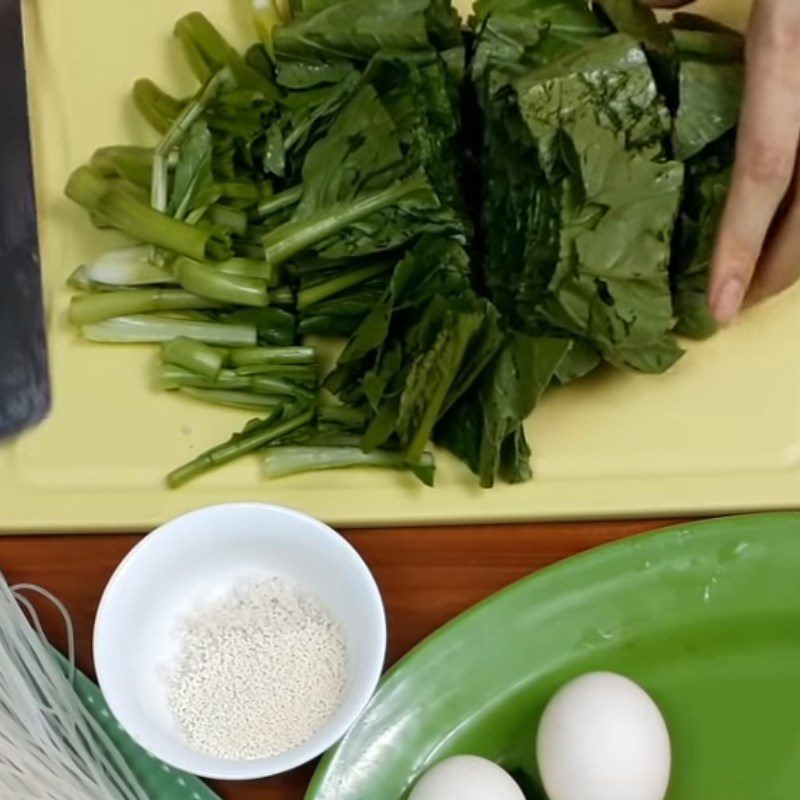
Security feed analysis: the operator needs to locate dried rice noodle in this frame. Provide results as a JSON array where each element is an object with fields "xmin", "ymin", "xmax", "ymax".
[{"xmin": 0, "ymin": 572, "xmax": 149, "ymax": 800}]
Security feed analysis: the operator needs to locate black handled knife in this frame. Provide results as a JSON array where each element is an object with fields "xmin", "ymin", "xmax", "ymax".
[{"xmin": 0, "ymin": 0, "xmax": 50, "ymax": 438}]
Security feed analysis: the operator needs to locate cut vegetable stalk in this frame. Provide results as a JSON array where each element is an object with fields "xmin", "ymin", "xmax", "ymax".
[
  {"xmin": 174, "ymin": 12, "xmax": 278, "ymax": 99},
  {"xmin": 160, "ymin": 364, "xmax": 253, "ymax": 390},
  {"xmin": 65, "ymin": 167, "xmax": 231, "ymax": 261},
  {"xmin": 251, "ymin": 0, "xmax": 287, "ymax": 56},
  {"xmin": 228, "ymin": 346, "xmax": 316, "ymax": 367},
  {"xmin": 70, "ymin": 246, "xmax": 175, "ymax": 287},
  {"xmin": 297, "ymin": 261, "xmax": 393, "ymax": 310},
  {"xmin": 216, "ymin": 257, "xmax": 276, "ymax": 284},
  {"xmin": 132, "ymin": 79, "xmax": 185, "ymax": 134},
  {"xmin": 234, "ymin": 363, "xmax": 317, "ymax": 382},
  {"xmin": 81, "ymin": 315, "xmax": 256, "ymax": 345},
  {"xmin": 68, "ymin": 289, "xmax": 225, "ymax": 325},
  {"xmin": 89, "ymin": 146, "xmax": 169, "ymax": 188},
  {"xmin": 161, "ymin": 337, "xmax": 226, "ymax": 379},
  {"xmin": 250, "ymin": 374, "xmax": 316, "ymax": 400},
  {"xmin": 161, "ymin": 365, "xmax": 314, "ymax": 399},
  {"xmin": 318, "ymin": 403, "xmax": 367, "ymax": 429},
  {"xmin": 269, "ymin": 286, "xmax": 294, "ymax": 306},
  {"xmin": 178, "ymin": 386, "xmax": 284, "ymax": 411},
  {"xmin": 236, "ymin": 364, "xmax": 317, "ymax": 382},
  {"xmin": 222, "ymin": 308, "xmax": 296, "ymax": 346},
  {"xmin": 233, "ymin": 242, "xmax": 267, "ymax": 260},
  {"xmin": 159, "ymin": 68, "xmax": 234, "ymax": 156},
  {"xmin": 262, "ymin": 174, "xmax": 431, "ymax": 267},
  {"xmin": 255, "ymin": 185, "xmax": 303, "ymax": 219},
  {"xmin": 152, "ymin": 67, "xmax": 235, "ymax": 214},
  {"xmin": 206, "ymin": 203, "xmax": 248, "ymax": 234},
  {"xmin": 175, "ymin": 257, "xmax": 269, "ymax": 307},
  {"xmin": 261, "ymin": 446, "xmax": 435, "ymax": 485},
  {"xmin": 216, "ymin": 181, "xmax": 262, "ymax": 202},
  {"xmin": 166, "ymin": 406, "xmax": 313, "ymax": 487}
]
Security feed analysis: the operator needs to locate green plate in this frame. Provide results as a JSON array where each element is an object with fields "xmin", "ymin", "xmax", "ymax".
[
  {"xmin": 307, "ymin": 514, "xmax": 800, "ymax": 799},
  {"xmin": 66, "ymin": 659, "xmax": 221, "ymax": 800}
]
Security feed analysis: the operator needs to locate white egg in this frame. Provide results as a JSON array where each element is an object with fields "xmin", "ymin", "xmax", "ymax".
[
  {"xmin": 409, "ymin": 755, "xmax": 526, "ymax": 800},
  {"xmin": 537, "ymin": 672, "xmax": 671, "ymax": 800}
]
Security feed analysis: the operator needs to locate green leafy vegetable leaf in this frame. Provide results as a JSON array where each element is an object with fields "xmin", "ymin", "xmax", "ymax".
[
  {"xmin": 672, "ymin": 60, "xmax": 743, "ymax": 161},
  {"xmin": 437, "ymin": 334, "xmax": 571, "ymax": 487},
  {"xmin": 168, "ymin": 121, "xmax": 217, "ymax": 219},
  {"xmin": 273, "ymin": 0, "xmax": 461, "ymax": 63}
]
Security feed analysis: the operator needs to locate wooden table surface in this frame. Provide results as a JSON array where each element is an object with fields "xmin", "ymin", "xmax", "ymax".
[{"xmin": 0, "ymin": 518, "xmax": 682, "ymax": 799}]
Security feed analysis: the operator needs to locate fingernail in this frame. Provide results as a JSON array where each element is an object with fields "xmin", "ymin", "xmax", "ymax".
[{"xmin": 712, "ymin": 278, "xmax": 745, "ymax": 326}]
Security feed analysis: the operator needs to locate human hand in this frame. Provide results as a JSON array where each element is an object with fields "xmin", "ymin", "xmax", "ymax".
[{"xmin": 646, "ymin": 0, "xmax": 800, "ymax": 325}]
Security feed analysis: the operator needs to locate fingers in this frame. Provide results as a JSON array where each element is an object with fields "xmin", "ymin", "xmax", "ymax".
[
  {"xmin": 748, "ymin": 174, "xmax": 800, "ymax": 304},
  {"xmin": 709, "ymin": 0, "xmax": 800, "ymax": 325}
]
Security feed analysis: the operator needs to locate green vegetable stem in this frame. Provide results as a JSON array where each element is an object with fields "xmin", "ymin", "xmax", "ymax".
[
  {"xmin": 167, "ymin": 406, "xmax": 313, "ymax": 487},
  {"xmin": 65, "ymin": 168, "xmax": 231, "ymax": 261}
]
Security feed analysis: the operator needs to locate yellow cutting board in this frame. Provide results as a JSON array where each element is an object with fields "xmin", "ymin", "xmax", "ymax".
[{"xmin": 4, "ymin": 0, "xmax": 792, "ymax": 533}]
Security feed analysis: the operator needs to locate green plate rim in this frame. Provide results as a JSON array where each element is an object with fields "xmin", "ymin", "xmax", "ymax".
[{"xmin": 307, "ymin": 512, "xmax": 800, "ymax": 798}]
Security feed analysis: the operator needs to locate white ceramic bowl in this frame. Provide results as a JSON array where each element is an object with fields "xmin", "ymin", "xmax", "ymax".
[{"xmin": 93, "ymin": 503, "xmax": 386, "ymax": 780}]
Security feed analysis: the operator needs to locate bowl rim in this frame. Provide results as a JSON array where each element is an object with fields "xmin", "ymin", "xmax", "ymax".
[{"xmin": 93, "ymin": 501, "xmax": 387, "ymax": 780}]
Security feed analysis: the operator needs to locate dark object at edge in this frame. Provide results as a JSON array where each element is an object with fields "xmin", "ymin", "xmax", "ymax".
[{"xmin": 0, "ymin": 0, "xmax": 50, "ymax": 438}]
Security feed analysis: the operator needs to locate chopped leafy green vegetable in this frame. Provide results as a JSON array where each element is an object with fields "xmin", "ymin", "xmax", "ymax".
[
  {"xmin": 672, "ymin": 60, "xmax": 743, "ymax": 161},
  {"xmin": 273, "ymin": 0, "xmax": 461, "ymax": 63},
  {"xmin": 326, "ymin": 237, "xmax": 503, "ymax": 462},
  {"xmin": 262, "ymin": 82, "xmax": 465, "ymax": 267},
  {"xmin": 667, "ymin": 19, "xmax": 742, "ymax": 337},
  {"xmin": 168, "ymin": 121, "xmax": 216, "ymax": 219},
  {"xmin": 476, "ymin": 33, "xmax": 685, "ymax": 374},
  {"xmin": 671, "ymin": 157, "xmax": 731, "ymax": 339},
  {"xmin": 592, "ymin": 0, "xmax": 673, "ymax": 58},
  {"xmin": 64, "ymin": 0, "xmax": 742, "ymax": 490},
  {"xmin": 437, "ymin": 334, "xmax": 570, "ymax": 486}
]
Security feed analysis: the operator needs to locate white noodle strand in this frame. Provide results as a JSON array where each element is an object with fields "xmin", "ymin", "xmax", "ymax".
[
  {"xmin": 13, "ymin": 584, "xmax": 76, "ymax": 676},
  {"xmin": 0, "ymin": 572, "xmax": 150, "ymax": 800}
]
